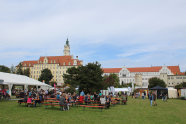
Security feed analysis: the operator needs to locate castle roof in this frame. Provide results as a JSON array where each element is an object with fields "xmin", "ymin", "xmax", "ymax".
[{"xmin": 21, "ymin": 56, "xmax": 82, "ymax": 67}]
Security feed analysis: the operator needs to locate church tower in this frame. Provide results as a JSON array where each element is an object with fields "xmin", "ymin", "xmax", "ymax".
[{"xmin": 64, "ymin": 38, "xmax": 70, "ymax": 56}]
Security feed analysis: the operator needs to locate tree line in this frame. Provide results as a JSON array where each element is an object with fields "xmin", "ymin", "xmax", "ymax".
[
  {"xmin": 0, "ymin": 63, "xmax": 30, "ymax": 77},
  {"xmin": 2, "ymin": 62, "xmax": 182, "ymax": 92}
]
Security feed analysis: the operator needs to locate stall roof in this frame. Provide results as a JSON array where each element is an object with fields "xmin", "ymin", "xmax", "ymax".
[
  {"xmin": 150, "ymin": 86, "xmax": 168, "ymax": 90},
  {"xmin": 0, "ymin": 72, "xmax": 48, "ymax": 86}
]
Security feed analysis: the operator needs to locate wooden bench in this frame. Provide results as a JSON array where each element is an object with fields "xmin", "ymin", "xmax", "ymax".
[
  {"xmin": 122, "ymin": 100, "xmax": 127, "ymax": 105},
  {"xmin": 79, "ymin": 105, "xmax": 105, "ymax": 112}
]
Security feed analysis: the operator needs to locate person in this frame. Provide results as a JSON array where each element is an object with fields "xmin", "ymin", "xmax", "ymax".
[
  {"xmin": 153, "ymin": 93, "xmax": 157, "ymax": 106},
  {"xmin": 132, "ymin": 92, "xmax": 134, "ymax": 98},
  {"xmin": 94, "ymin": 92, "xmax": 98, "ymax": 101},
  {"xmin": 27, "ymin": 96, "xmax": 33, "ymax": 107},
  {"xmin": 99, "ymin": 92, "xmax": 102, "ymax": 97},
  {"xmin": 121, "ymin": 94, "xmax": 127, "ymax": 105},
  {"xmin": 142, "ymin": 92, "xmax": 144, "ymax": 99},
  {"xmin": 164, "ymin": 94, "xmax": 167, "ymax": 102},
  {"xmin": 105, "ymin": 95, "xmax": 111, "ymax": 108},
  {"xmin": 84, "ymin": 94, "xmax": 89, "ymax": 105},
  {"xmin": 56, "ymin": 93, "xmax": 60, "ymax": 100},
  {"xmin": 144, "ymin": 91, "xmax": 146, "ymax": 99},
  {"xmin": 100, "ymin": 95, "xmax": 106, "ymax": 105},
  {"xmin": 80, "ymin": 90, "xmax": 85, "ymax": 96},
  {"xmin": 59, "ymin": 94, "xmax": 66, "ymax": 111},
  {"xmin": 149, "ymin": 93, "xmax": 153, "ymax": 106},
  {"xmin": 34, "ymin": 94, "xmax": 41, "ymax": 107},
  {"xmin": 0, "ymin": 88, "xmax": 2, "ymax": 101}
]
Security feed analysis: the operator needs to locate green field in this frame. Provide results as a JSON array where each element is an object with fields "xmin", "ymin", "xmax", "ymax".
[{"xmin": 0, "ymin": 98, "xmax": 186, "ymax": 124}]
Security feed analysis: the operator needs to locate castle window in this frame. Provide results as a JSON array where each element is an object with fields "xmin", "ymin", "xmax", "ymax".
[
  {"xmin": 51, "ymin": 60, "xmax": 53, "ymax": 63},
  {"xmin": 54, "ymin": 60, "xmax": 56, "ymax": 64}
]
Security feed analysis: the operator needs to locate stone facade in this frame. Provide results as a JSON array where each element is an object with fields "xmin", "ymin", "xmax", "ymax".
[{"xmin": 103, "ymin": 66, "xmax": 186, "ymax": 88}]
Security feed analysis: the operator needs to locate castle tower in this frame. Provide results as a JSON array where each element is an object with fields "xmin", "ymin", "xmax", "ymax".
[{"xmin": 64, "ymin": 38, "xmax": 70, "ymax": 56}]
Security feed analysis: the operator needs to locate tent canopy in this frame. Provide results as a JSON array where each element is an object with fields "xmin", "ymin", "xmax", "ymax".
[
  {"xmin": 114, "ymin": 88, "xmax": 129, "ymax": 92},
  {"xmin": 150, "ymin": 86, "xmax": 167, "ymax": 90},
  {"xmin": 0, "ymin": 72, "xmax": 48, "ymax": 86}
]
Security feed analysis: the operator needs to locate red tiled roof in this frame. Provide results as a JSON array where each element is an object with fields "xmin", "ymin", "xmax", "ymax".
[
  {"xmin": 102, "ymin": 68, "xmax": 122, "ymax": 73},
  {"xmin": 22, "ymin": 61, "xmax": 38, "ymax": 67},
  {"xmin": 102, "ymin": 66, "xmax": 183, "ymax": 75},
  {"xmin": 21, "ymin": 56, "xmax": 82, "ymax": 67},
  {"xmin": 167, "ymin": 66, "xmax": 182, "ymax": 75}
]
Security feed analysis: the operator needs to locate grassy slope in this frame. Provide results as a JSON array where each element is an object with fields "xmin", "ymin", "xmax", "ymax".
[{"xmin": 0, "ymin": 98, "xmax": 186, "ymax": 124}]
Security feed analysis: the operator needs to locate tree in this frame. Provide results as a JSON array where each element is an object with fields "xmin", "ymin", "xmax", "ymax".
[
  {"xmin": 16, "ymin": 63, "xmax": 23, "ymax": 75},
  {"xmin": 64, "ymin": 87, "xmax": 76, "ymax": 94},
  {"xmin": 102, "ymin": 73, "xmax": 120, "ymax": 89},
  {"xmin": 0, "ymin": 65, "xmax": 10, "ymax": 73},
  {"xmin": 10, "ymin": 64, "xmax": 16, "ymax": 73},
  {"xmin": 148, "ymin": 77, "xmax": 166, "ymax": 88},
  {"xmin": 63, "ymin": 62, "xmax": 104, "ymax": 94},
  {"xmin": 38, "ymin": 68, "xmax": 53, "ymax": 84},
  {"xmin": 23, "ymin": 68, "xmax": 30, "ymax": 77},
  {"xmin": 175, "ymin": 82, "xmax": 186, "ymax": 89}
]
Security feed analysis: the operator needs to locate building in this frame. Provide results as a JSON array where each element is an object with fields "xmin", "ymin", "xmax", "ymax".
[
  {"xmin": 103, "ymin": 65, "xmax": 186, "ymax": 88},
  {"xmin": 19, "ymin": 39, "xmax": 83, "ymax": 86}
]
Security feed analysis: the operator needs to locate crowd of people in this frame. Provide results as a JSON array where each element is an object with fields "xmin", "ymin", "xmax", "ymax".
[
  {"xmin": 0, "ymin": 88, "xmax": 10, "ymax": 100},
  {"xmin": 15, "ymin": 88, "xmax": 128, "ymax": 110}
]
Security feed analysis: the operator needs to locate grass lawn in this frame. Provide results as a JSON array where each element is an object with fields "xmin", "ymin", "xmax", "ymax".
[{"xmin": 0, "ymin": 98, "xmax": 186, "ymax": 124}]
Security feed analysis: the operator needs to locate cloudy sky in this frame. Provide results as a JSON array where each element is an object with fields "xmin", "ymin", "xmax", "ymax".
[{"xmin": 0, "ymin": 0, "xmax": 186, "ymax": 71}]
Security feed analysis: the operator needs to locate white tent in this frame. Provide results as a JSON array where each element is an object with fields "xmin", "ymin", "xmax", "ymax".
[
  {"xmin": 114, "ymin": 88, "xmax": 130, "ymax": 92},
  {"xmin": 168, "ymin": 87, "xmax": 178, "ymax": 98},
  {"xmin": 0, "ymin": 72, "xmax": 51, "ymax": 96}
]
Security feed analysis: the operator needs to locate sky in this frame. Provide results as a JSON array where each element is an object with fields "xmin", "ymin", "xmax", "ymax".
[{"xmin": 0, "ymin": 0, "xmax": 186, "ymax": 71}]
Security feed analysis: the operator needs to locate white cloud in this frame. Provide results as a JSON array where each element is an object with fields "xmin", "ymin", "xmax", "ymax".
[{"xmin": 0, "ymin": 0, "xmax": 186, "ymax": 71}]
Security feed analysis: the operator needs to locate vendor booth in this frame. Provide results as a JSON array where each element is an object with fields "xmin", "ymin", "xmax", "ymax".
[{"xmin": 150, "ymin": 86, "xmax": 168, "ymax": 99}]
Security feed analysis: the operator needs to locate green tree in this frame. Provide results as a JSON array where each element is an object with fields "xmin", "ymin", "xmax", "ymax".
[
  {"xmin": 148, "ymin": 77, "xmax": 166, "ymax": 88},
  {"xmin": 175, "ymin": 82, "xmax": 186, "ymax": 89},
  {"xmin": 10, "ymin": 64, "xmax": 16, "ymax": 73},
  {"xmin": 16, "ymin": 63, "xmax": 23, "ymax": 75},
  {"xmin": 64, "ymin": 87, "xmax": 76, "ymax": 94},
  {"xmin": 63, "ymin": 62, "xmax": 103, "ymax": 94},
  {"xmin": 38, "ymin": 68, "xmax": 53, "ymax": 84},
  {"xmin": 0, "ymin": 65, "xmax": 10, "ymax": 73},
  {"xmin": 102, "ymin": 73, "xmax": 120, "ymax": 88},
  {"xmin": 23, "ymin": 68, "xmax": 30, "ymax": 77}
]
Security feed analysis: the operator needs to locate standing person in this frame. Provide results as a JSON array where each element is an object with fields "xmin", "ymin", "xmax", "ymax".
[
  {"xmin": 59, "ymin": 94, "xmax": 66, "ymax": 111},
  {"xmin": 149, "ymin": 93, "xmax": 153, "ymax": 106},
  {"xmin": 132, "ymin": 92, "xmax": 134, "ymax": 99},
  {"xmin": 142, "ymin": 92, "xmax": 144, "ymax": 99},
  {"xmin": 153, "ymin": 93, "xmax": 157, "ymax": 106},
  {"xmin": 144, "ymin": 91, "xmax": 146, "ymax": 99}
]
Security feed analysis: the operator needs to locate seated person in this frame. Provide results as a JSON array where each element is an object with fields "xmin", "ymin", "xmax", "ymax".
[
  {"xmin": 27, "ymin": 96, "xmax": 33, "ymax": 107},
  {"xmin": 56, "ymin": 93, "xmax": 60, "ymax": 100},
  {"xmin": 121, "ymin": 94, "xmax": 127, "ymax": 104},
  {"xmin": 100, "ymin": 96, "xmax": 106, "ymax": 105}
]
